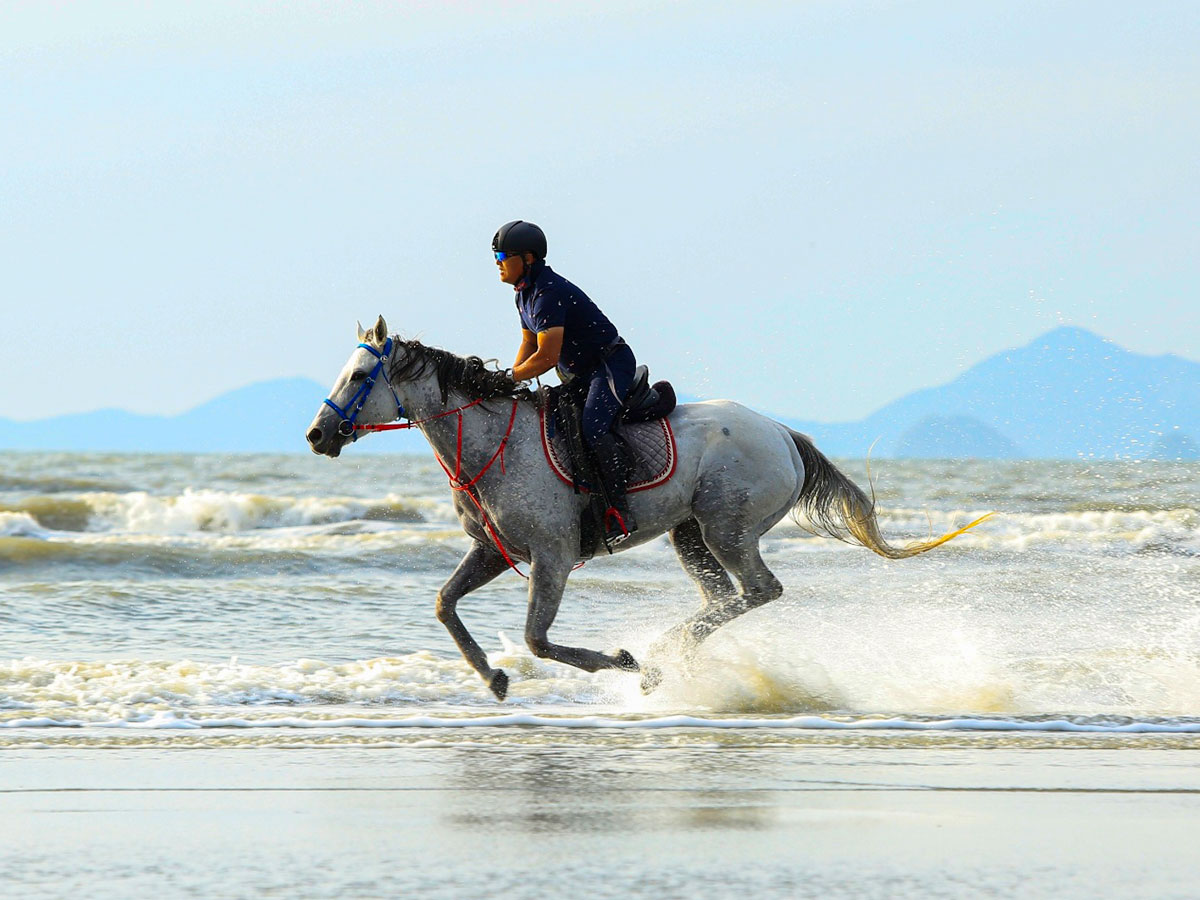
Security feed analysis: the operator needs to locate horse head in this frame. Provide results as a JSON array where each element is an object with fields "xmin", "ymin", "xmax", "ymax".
[{"xmin": 307, "ymin": 315, "xmax": 406, "ymax": 457}]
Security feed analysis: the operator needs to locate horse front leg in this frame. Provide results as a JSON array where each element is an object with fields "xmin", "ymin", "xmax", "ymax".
[
  {"xmin": 524, "ymin": 554, "xmax": 640, "ymax": 674},
  {"xmin": 436, "ymin": 541, "xmax": 513, "ymax": 700}
]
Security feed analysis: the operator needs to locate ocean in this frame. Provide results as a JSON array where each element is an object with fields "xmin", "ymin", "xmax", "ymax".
[
  {"xmin": 2, "ymin": 450, "xmax": 1198, "ymax": 898},
  {"xmin": 3, "ymin": 451, "xmax": 1197, "ymax": 738}
]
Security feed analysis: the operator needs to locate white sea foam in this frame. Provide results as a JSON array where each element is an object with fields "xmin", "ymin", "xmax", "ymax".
[
  {"xmin": 4, "ymin": 500, "xmax": 1195, "ymax": 561},
  {"xmin": 82, "ymin": 489, "xmax": 440, "ymax": 533},
  {"xmin": 0, "ymin": 653, "xmax": 494, "ymax": 712},
  {"xmin": 776, "ymin": 506, "xmax": 1200, "ymax": 554},
  {"xmin": 941, "ymin": 507, "xmax": 1198, "ymax": 553},
  {"xmin": 619, "ymin": 591, "xmax": 1200, "ymax": 720},
  {"xmin": 0, "ymin": 488, "xmax": 450, "ymax": 535},
  {"xmin": 0, "ymin": 511, "xmax": 47, "ymax": 538},
  {"xmin": 3, "ymin": 710, "xmax": 1198, "ymax": 734},
  {"xmin": 4, "ymin": 482, "xmax": 1196, "ymax": 556},
  {"xmin": 5, "ymin": 613, "xmax": 1200, "ymax": 729}
]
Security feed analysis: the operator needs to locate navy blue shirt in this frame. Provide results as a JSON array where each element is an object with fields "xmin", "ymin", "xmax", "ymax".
[{"xmin": 515, "ymin": 261, "xmax": 619, "ymax": 375}]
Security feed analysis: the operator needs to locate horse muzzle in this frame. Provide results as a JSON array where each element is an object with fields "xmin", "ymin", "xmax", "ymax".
[{"xmin": 306, "ymin": 422, "xmax": 346, "ymax": 458}]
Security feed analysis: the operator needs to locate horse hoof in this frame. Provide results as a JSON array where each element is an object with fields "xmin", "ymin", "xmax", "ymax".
[
  {"xmin": 612, "ymin": 649, "xmax": 640, "ymax": 672},
  {"xmin": 640, "ymin": 665, "xmax": 663, "ymax": 695},
  {"xmin": 488, "ymin": 669, "xmax": 509, "ymax": 701}
]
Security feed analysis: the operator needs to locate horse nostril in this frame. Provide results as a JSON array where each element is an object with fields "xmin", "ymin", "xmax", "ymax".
[{"xmin": 307, "ymin": 427, "xmax": 322, "ymax": 445}]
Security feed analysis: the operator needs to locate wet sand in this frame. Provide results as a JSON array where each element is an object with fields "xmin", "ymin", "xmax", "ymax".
[{"xmin": 3, "ymin": 736, "xmax": 1198, "ymax": 899}]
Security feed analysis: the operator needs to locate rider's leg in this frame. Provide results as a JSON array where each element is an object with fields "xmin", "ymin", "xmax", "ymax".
[{"xmin": 582, "ymin": 347, "xmax": 636, "ymax": 541}]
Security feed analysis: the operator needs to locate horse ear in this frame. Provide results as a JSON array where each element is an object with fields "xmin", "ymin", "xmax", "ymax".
[
  {"xmin": 372, "ymin": 315, "xmax": 388, "ymax": 345},
  {"xmin": 356, "ymin": 321, "xmax": 367, "ymax": 342}
]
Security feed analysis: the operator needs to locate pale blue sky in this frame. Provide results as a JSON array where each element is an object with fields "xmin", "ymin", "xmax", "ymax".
[{"xmin": 3, "ymin": 1, "xmax": 1196, "ymax": 423}]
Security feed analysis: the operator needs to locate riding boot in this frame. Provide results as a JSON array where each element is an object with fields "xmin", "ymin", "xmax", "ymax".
[{"xmin": 591, "ymin": 432, "xmax": 637, "ymax": 546}]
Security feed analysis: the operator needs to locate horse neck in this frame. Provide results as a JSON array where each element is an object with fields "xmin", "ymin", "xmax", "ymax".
[{"xmin": 408, "ymin": 382, "xmax": 519, "ymax": 480}]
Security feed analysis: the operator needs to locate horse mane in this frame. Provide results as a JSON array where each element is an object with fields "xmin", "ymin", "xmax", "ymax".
[{"xmin": 386, "ymin": 338, "xmax": 537, "ymax": 406}]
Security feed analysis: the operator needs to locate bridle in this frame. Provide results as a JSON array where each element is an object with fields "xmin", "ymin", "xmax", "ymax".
[
  {"xmin": 320, "ymin": 336, "xmax": 536, "ymax": 578},
  {"xmin": 322, "ymin": 337, "xmax": 406, "ymax": 440}
]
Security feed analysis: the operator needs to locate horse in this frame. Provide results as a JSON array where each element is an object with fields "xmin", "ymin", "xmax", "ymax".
[{"xmin": 306, "ymin": 316, "xmax": 990, "ymax": 700}]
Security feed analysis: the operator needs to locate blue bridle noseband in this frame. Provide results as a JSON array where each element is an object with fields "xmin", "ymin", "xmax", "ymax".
[{"xmin": 323, "ymin": 337, "xmax": 407, "ymax": 439}]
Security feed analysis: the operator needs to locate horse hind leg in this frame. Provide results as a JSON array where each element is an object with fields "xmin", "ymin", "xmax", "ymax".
[
  {"xmin": 672, "ymin": 518, "xmax": 738, "ymax": 607},
  {"xmin": 700, "ymin": 520, "xmax": 785, "ymax": 616},
  {"xmin": 650, "ymin": 519, "xmax": 737, "ymax": 654},
  {"xmin": 643, "ymin": 518, "xmax": 783, "ymax": 694},
  {"xmin": 671, "ymin": 518, "xmax": 783, "ymax": 641}
]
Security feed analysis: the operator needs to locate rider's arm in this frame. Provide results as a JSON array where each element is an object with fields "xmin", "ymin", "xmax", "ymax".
[
  {"xmin": 514, "ymin": 329, "xmax": 538, "ymax": 369},
  {"xmin": 512, "ymin": 327, "xmax": 564, "ymax": 381}
]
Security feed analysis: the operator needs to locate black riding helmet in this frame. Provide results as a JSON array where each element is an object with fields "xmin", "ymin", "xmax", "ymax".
[{"xmin": 492, "ymin": 220, "xmax": 547, "ymax": 259}]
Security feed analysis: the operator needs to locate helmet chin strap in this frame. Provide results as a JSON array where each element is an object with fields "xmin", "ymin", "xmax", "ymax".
[{"xmin": 511, "ymin": 254, "xmax": 531, "ymax": 289}]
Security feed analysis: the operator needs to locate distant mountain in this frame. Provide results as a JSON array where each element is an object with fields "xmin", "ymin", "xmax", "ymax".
[
  {"xmin": 1, "ymin": 327, "xmax": 1196, "ymax": 458},
  {"xmin": 893, "ymin": 415, "xmax": 1024, "ymax": 459},
  {"xmin": 1148, "ymin": 432, "xmax": 1200, "ymax": 461},
  {"xmin": 0, "ymin": 377, "xmax": 426, "ymax": 454},
  {"xmin": 782, "ymin": 326, "xmax": 1199, "ymax": 459}
]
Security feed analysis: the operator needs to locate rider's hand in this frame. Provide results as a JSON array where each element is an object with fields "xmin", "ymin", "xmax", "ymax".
[{"xmin": 504, "ymin": 367, "xmax": 532, "ymax": 389}]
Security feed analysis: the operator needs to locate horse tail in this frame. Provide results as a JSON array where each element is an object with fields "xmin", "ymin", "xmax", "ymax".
[{"xmin": 787, "ymin": 429, "xmax": 993, "ymax": 559}]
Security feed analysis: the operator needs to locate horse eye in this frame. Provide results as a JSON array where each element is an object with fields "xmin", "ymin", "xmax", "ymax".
[{"xmin": 348, "ymin": 371, "xmax": 366, "ymax": 382}]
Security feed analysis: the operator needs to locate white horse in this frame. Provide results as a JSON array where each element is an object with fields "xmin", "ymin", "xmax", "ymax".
[{"xmin": 307, "ymin": 316, "xmax": 988, "ymax": 700}]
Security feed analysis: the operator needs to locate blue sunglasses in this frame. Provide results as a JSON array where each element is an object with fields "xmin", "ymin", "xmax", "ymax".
[{"xmin": 494, "ymin": 250, "xmax": 522, "ymax": 261}]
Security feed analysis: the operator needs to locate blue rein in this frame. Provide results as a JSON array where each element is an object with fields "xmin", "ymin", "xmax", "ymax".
[{"xmin": 323, "ymin": 337, "xmax": 407, "ymax": 440}]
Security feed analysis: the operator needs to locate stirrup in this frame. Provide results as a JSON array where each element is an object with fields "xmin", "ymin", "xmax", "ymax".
[{"xmin": 604, "ymin": 507, "xmax": 635, "ymax": 546}]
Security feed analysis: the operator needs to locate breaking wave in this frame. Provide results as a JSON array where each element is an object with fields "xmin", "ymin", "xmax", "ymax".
[
  {"xmin": 4, "ymin": 618, "xmax": 1199, "ymax": 731},
  {"xmin": 0, "ymin": 489, "xmax": 434, "ymax": 534},
  {"xmin": 6, "ymin": 711, "xmax": 1199, "ymax": 735},
  {"xmin": 2, "ymin": 492, "xmax": 1195, "ymax": 553},
  {"xmin": 782, "ymin": 506, "xmax": 1200, "ymax": 556}
]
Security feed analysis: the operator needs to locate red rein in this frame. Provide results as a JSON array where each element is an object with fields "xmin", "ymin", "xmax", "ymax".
[{"xmin": 354, "ymin": 399, "xmax": 531, "ymax": 578}]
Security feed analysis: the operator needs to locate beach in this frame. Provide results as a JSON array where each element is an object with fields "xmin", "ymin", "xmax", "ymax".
[{"xmin": 4, "ymin": 735, "xmax": 1199, "ymax": 899}]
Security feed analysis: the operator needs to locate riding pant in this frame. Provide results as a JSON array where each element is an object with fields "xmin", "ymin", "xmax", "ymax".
[{"xmin": 578, "ymin": 342, "xmax": 636, "ymax": 447}]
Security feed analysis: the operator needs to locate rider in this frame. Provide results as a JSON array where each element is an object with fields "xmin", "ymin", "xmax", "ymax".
[{"xmin": 493, "ymin": 220, "xmax": 638, "ymax": 544}]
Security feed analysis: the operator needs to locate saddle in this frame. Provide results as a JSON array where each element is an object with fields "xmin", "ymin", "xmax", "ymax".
[
  {"xmin": 622, "ymin": 365, "xmax": 677, "ymax": 423},
  {"xmin": 541, "ymin": 369, "xmax": 678, "ymax": 558}
]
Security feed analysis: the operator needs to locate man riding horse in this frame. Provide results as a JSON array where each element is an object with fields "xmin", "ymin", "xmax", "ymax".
[{"xmin": 493, "ymin": 220, "xmax": 638, "ymax": 545}]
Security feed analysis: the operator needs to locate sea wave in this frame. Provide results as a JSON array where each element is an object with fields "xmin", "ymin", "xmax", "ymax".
[
  {"xmin": 5, "ymin": 621, "xmax": 1200, "ymax": 726},
  {"xmin": 0, "ymin": 511, "xmax": 49, "ymax": 539},
  {"xmin": 787, "ymin": 506, "xmax": 1200, "ymax": 555},
  {"xmin": 4, "ymin": 711, "xmax": 1199, "ymax": 735},
  {"xmin": 1, "ymin": 489, "xmax": 435, "ymax": 534},
  {"xmin": 2, "ymin": 504, "xmax": 1196, "ymax": 578},
  {"xmin": 0, "ymin": 650, "xmax": 601, "ymax": 714},
  {"xmin": 0, "ymin": 527, "xmax": 471, "ymax": 574},
  {"xmin": 0, "ymin": 473, "xmax": 134, "ymax": 494},
  {"xmin": 3, "ymin": 492, "xmax": 1195, "ymax": 552}
]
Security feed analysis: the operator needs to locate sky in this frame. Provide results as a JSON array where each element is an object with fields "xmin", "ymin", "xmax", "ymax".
[{"xmin": 2, "ymin": 0, "xmax": 1197, "ymax": 424}]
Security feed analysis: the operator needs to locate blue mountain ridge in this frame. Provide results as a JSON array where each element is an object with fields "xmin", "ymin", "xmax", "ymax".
[
  {"xmin": 0, "ymin": 377, "xmax": 434, "ymax": 454},
  {"xmin": 1, "ymin": 327, "xmax": 1196, "ymax": 458},
  {"xmin": 777, "ymin": 326, "xmax": 1198, "ymax": 459}
]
